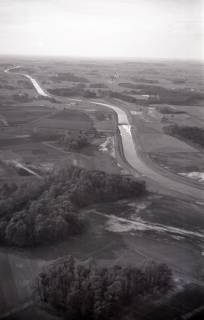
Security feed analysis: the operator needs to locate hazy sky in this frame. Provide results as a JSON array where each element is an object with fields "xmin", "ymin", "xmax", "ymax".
[{"xmin": 0, "ymin": 0, "xmax": 203, "ymax": 60}]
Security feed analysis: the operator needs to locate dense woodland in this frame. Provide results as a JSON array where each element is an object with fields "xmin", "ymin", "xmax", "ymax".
[
  {"xmin": 36, "ymin": 256, "xmax": 173, "ymax": 320},
  {"xmin": 164, "ymin": 125, "xmax": 204, "ymax": 149},
  {"xmin": 0, "ymin": 166, "xmax": 145, "ymax": 247},
  {"xmin": 118, "ymin": 83, "xmax": 204, "ymax": 105},
  {"xmin": 36, "ymin": 256, "xmax": 204, "ymax": 320}
]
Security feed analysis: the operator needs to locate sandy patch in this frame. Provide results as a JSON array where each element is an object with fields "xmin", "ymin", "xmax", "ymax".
[
  {"xmin": 99, "ymin": 136, "xmax": 115, "ymax": 157},
  {"xmin": 179, "ymin": 172, "xmax": 204, "ymax": 183},
  {"xmin": 101, "ymin": 212, "xmax": 204, "ymax": 240},
  {"xmin": 130, "ymin": 110, "xmax": 142, "ymax": 115}
]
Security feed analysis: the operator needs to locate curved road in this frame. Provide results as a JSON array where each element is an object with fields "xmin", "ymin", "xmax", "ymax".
[{"xmin": 5, "ymin": 67, "xmax": 204, "ymax": 201}]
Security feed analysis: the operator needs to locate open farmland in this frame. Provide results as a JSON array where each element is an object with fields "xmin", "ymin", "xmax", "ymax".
[
  {"xmin": 1, "ymin": 56, "xmax": 204, "ymax": 189},
  {"xmin": 35, "ymin": 109, "xmax": 93, "ymax": 131},
  {"xmin": 22, "ymin": 58, "xmax": 204, "ymax": 185},
  {"xmin": 0, "ymin": 57, "xmax": 204, "ymax": 320},
  {"xmin": 0, "ymin": 62, "xmax": 121, "ymax": 185},
  {"xmin": 1, "ymin": 0, "xmax": 204, "ymax": 318}
]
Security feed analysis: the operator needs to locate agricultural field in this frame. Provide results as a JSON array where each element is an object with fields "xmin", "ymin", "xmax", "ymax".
[
  {"xmin": 128, "ymin": 103, "xmax": 204, "ymax": 184},
  {"xmin": 0, "ymin": 57, "xmax": 204, "ymax": 319},
  {"xmin": 0, "ymin": 63, "xmax": 120, "ymax": 184},
  {"xmin": 4, "ymin": 57, "xmax": 202, "ymax": 185}
]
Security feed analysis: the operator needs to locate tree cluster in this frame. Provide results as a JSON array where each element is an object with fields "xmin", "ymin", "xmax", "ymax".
[
  {"xmin": 49, "ymin": 87, "xmax": 97, "ymax": 99},
  {"xmin": 164, "ymin": 125, "xmax": 204, "ymax": 148},
  {"xmin": 36, "ymin": 256, "xmax": 173, "ymax": 320},
  {"xmin": 118, "ymin": 83, "xmax": 204, "ymax": 105},
  {"xmin": 0, "ymin": 166, "xmax": 145, "ymax": 247},
  {"xmin": 50, "ymin": 72, "xmax": 89, "ymax": 83},
  {"xmin": 59, "ymin": 130, "xmax": 91, "ymax": 151},
  {"xmin": 158, "ymin": 106, "xmax": 185, "ymax": 115},
  {"xmin": 131, "ymin": 77, "xmax": 159, "ymax": 84},
  {"xmin": 89, "ymin": 83, "xmax": 108, "ymax": 89},
  {"xmin": 12, "ymin": 92, "xmax": 31, "ymax": 102}
]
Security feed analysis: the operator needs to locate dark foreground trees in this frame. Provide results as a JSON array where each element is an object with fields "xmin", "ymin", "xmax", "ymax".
[
  {"xmin": 36, "ymin": 256, "xmax": 173, "ymax": 320},
  {"xmin": 0, "ymin": 166, "xmax": 145, "ymax": 247},
  {"xmin": 131, "ymin": 284, "xmax": 204, "ymax": 320}
]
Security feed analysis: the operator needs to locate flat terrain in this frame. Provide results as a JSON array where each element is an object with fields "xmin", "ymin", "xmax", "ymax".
[
  {"xmin": 20, "ymin": 58, "xmax": 203, "ymax": 184},
  {"xmin": 1, "ymin": 196, "xmax": 204, "ymax": 316},
  {"xmin": 0, "ymin": 64, "xmax": 120, "ymax": 183},
  {"xmin": 0, "ymin": 57, "xmax": 204, "ymax": 317}
]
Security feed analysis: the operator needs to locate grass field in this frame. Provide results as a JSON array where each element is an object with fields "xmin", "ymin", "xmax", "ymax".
[
  {"xmin": 0, "ymin": 57, "xmax": 204, "ymax": 317},
  {"xmin": 0, "ymin": 65, "xmax": 119, "ymax": 181},
  {"xmin": 1, "ymin": 194, "xmax": 204, "ymax": 316}
]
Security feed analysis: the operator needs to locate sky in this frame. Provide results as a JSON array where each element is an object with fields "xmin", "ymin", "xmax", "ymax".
[{"xmin": 0, "ymin": 0, "xmax": 203, "ymax": 60}]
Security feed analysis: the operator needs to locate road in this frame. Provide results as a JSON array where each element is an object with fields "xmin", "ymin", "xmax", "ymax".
[
  {"xmin": 12, "ymin": 161, "xmax": 42, "ymax": 179},
  {"xmin": 5, "ymin": 66, "xmax": 50, "ymax": 97},
  {"xmin": 2, "ymin": 66, "xmax": 204, "ymax": 319},
  {"xmin": 21, "ymin": 74, "xmax": 50, "ymax": 97},
  {"xmin": 5, "ymin": 67, "xmax": 204, "ymax": 201}
]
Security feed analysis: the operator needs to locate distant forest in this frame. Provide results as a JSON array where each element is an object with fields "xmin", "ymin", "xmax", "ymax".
[
  {"xmin": 49, "ymin": 82, "xmax": 204, "ymax": 106},
  {"xmin": 164, "ymin": 125, "xmax": 204, "ymax": 149}
]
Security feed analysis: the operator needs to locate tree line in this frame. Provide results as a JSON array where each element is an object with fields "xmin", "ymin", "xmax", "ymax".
[
  {"xmin": 164, "ymin": 125, "xmax": 204, "ymax": 149},
  {"xmin": 0, "ymin": 166, "xmax": 145, "ymax": 247},
  {"xmin": 36, "ymin": 256, "xmax": 173, "ymax": 320}
]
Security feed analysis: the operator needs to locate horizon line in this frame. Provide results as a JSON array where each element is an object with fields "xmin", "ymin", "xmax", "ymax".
[{"xmin": 0, "ymin": 53, "xmax": 203, "ymax": 64}]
